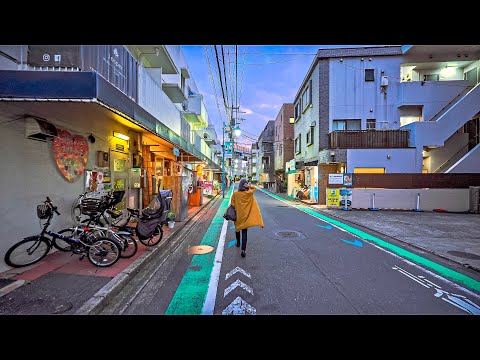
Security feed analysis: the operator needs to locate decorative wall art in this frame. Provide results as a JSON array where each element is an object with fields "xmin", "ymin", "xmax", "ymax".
[{"xmin": 52, "ymin": 129, "xmax": 88, "ymax": 182}]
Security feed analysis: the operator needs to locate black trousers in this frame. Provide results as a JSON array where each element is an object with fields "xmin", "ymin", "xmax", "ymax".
[{"xmin": 236, "ymin": 228, "xmax": 248, "ymax": 251}]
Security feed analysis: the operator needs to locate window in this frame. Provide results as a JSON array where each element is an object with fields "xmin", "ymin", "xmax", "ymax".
[
  {"xmin": 295, "ymin": 134, "xmax": 301, "ymax": 154},
  {"xmin": 366, "ymin": 119, "xmax": 376, "ymax": 130},
  {"xmin": 307, "ymin": 127, "xmax": 314, "ymax": 146},
  {"xmin": 333, "ymin": 119, "xmax": 361, "ymax": 131},
  {"xmin": 294, "ymin": 102, "xmax": 301, "ymax": 120},
  {"xmin": 365, "ymin": 69, "xmax": 375, "ymax": 82},
  {"xmin": 301, "ymin": 80, "xmax": 312, "ymax": 112},
  {"xmin": 424, "ymin": 74, "xmax": 439, "ymax": 81},
  {"xmin": 289, "ymin": 117, "xmax": 295, "ymax": 124}
]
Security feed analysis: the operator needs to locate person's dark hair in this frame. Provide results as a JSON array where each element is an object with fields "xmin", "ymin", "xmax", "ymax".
[{"xmin": 238, "ymin": 178, "xmax": 248, "ymax": 191}]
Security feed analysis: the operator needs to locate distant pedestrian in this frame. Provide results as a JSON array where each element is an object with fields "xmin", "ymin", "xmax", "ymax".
[{"xmin": 230, "ymin": 178, "xmax": 264, "ymax": 257}]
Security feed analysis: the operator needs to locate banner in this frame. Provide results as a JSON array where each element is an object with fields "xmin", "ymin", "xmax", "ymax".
[
  {"xmin": 27, "ymin": 45, "xmax": 137, "ymax": 100},
  {"xmin": 326, "ymin": 188, "xmax": 341, "ymax": 207},
  {"xmin": 203, "ymin": 181, "xmax": 213, "ymax": 196}
]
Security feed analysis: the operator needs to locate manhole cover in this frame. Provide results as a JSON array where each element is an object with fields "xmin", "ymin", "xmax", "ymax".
[
  {"xmin": 447, "ymin": 251, "xmax": 480, "ymax": 260},
  {"xmin": 275, "ymin": 231, "xmax": 300, "ymax": 238},
  {"xmin": 187, "ymin": 245, "xmax": 214, "ymax": 255}
]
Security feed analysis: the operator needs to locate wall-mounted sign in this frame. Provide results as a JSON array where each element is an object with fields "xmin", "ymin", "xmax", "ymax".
[
  {"xmin": 343, "ymin": 173, "xmax": 353, "ymax": 186},
  {"xmin": 116, "ymin": 143, "xmax": 125, "ymax": 152},
  {"xmin": 326, "ymin": 189, "xmax": 341, "ymax": 206},
  {"xmin": 173, "ymin": 148, "xmax": 180, "ymax": 156},
  {"xmin": 328, "ymin": 174, "xmax": 344, "ymax": 185}
]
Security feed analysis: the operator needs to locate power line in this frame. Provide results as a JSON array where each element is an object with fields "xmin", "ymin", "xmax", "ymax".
[
  {"xmin": 238, "ymin": 47, "xmax": 247, "ymax": 106},
  {"xmin": 213, "ymin": 45, "xmax": 229, "ymax": 121},
  {"xmin": 204, "ymin": 45, "xmax": 226, "ymax": 127},
  {"xmin": 220, "ymin": 45, "xmax": 230, "ymax": 109}
]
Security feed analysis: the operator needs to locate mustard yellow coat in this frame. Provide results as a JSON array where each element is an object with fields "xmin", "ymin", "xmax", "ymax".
[{"xmin": 231, "ymin": 185, "xmax": 264, "ymax": 231}]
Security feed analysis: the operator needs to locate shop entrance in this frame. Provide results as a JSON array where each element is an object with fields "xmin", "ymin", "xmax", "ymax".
[{"xmin": 110, "ymin": 150, "xmax": 129, "ymax": 210}]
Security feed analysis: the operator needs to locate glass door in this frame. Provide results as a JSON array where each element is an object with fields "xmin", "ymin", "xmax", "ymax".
[{"xmin": 110, "ymin": 150, "xmax": 129, "ymax": 210}]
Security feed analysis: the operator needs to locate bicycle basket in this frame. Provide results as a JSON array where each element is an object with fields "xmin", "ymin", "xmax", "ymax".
[
  {"xmin": 37, "ymin": 204, "xmax": 52, "ymax": 219},
  {"xmin": 80, "ymin": 197, "xmax": 106, "ymax": 214}
]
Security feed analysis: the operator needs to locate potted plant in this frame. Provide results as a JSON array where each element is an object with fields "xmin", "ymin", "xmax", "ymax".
[{"xmin": 167, "ymin": 210, "xmax": 176, "ymax": 229}]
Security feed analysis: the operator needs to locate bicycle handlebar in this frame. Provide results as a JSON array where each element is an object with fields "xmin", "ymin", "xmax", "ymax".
[{"xmin": 45, "ymin": 197, "xmax": 61, "ymax": 216}]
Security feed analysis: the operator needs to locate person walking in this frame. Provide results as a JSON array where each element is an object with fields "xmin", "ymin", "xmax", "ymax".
[{"xmin": 230, "ymin": 178, "xmax": 264, "ymax": 257}]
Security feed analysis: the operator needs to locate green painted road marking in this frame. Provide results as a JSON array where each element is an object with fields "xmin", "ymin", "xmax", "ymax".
[
  {"xmin": 258, "ymin": 188, "xmax": 480, "ymax": 293},
  {"xmin": 165, "ymin": 187, "xmax": 233, "ymax": 315}
]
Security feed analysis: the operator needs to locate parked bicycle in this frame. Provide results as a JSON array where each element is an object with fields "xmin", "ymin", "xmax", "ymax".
[
  {"xmin": 57, "ymin": 191, "xmax": 137, "ymax": 258},
  {"xmin": 4, "ymin": 197, "xmax": 122, "ymax": 268}
]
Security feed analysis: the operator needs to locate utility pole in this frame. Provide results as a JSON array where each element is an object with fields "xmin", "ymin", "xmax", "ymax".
[{"xmin": 222, "ymin": 121, "xmax": 225, "ymax": 198}]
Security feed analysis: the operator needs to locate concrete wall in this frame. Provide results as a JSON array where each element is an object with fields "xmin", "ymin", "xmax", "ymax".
[
  {"xmin": 329, "ymin": 56, "xmax": 403, "ymax": 130},
  {"xmin": 428, "ymin": 132, "xmax": 469, "ymax": 172},
  {"xmin": 138, "ymin": 64, "xmax": 182, "ymax": 135},
  {"xmin": 294, "ymin": 65, "xmax": 319, "ymax": 163},
  {"xmin": 398, "ymin": 80, "xmax": 469, "ymax": 122},
  {"xmin": 447, "ymin": 143, "xmax": 480, "ymax": 173},
  {"xmin": 0, "ymin": 112, "xmax": 136, "ymax": 273},
  {"xmin": 350, "ymin": 188, "xmax": 470, "ymax": 212},
  {"xmin": 346, "ymin": 148, "xmax": 418, "ymax": 173}
]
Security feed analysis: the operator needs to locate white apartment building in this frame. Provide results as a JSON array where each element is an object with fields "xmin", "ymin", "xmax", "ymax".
[
  {"xmin": 0, "ymin": 45, "xmax": 219, "ymax": 272},
  {"xmin": 293, "ymin": 45, "xmax": 480, "ymax": 203}
]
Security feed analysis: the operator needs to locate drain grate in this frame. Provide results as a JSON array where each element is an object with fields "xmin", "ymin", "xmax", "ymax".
[
  {"xmin": 447, "ymin": 251, "xmax": 480, "ymax": 260},
  {"xmin": 276, "ymin": 205, "xmax": 288, "ymax": 207}
]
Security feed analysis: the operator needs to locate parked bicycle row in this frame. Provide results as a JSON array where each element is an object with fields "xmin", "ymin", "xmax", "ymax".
[{"xmin": 4, "ymin": 189, "xmax": 173, "ymax": 269}]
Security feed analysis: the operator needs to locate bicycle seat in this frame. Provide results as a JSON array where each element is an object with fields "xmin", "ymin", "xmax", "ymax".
[
  {"xmin": 127, "ymin": 208, "xmax": 139, "ymax": 216},
  {"xmin": 106, "ymin": 209, "xmax": 123, "ymax": 219}
]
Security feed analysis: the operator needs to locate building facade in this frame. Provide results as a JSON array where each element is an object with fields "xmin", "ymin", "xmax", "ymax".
[
  {"xmin": 257, "ymin": 120, "xmax": 275, "ymax": 182},
  {"xmin": 0, "ymin": 45, "xmax": 220, "ymax": 272},
  {"xmin": 273, "ymin": 103, "xmax": 295, "ymax": 172},
  {"xmin": 293, "ymin": 45, "xmax": 480, "ymax": 204}
]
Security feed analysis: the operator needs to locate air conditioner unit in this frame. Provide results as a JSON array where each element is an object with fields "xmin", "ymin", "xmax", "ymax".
[
  {"xmin": 25, "ymin": 117, "xmax": 57, "ymax": 142},
  {"xmin": 182, "ymin": 100, "xmax": 189, "ymax": 111}
]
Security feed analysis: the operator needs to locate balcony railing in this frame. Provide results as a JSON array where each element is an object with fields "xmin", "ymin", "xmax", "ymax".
[{"xmin": 329, "ymin": 130, "xmax": 410, "ymax": 149}]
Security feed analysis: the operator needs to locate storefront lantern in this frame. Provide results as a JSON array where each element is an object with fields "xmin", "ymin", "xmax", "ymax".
[{"xmin": 196, "ymin": 164, "xmax": 203, "ymax": 176}]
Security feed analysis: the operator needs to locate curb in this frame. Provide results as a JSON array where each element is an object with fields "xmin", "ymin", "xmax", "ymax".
[
  {"xmin": 75, "ymin": 195, "xmax": 219, "ymax": 315},
  {"xmin": 261, "ymin": 189, "xmax": 480, "ymax": 274}
]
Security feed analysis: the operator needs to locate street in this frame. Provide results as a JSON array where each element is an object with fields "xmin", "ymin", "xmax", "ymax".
[{"xmin": 99, "ymin": 185, "xmax": 480, "ymax": 315}]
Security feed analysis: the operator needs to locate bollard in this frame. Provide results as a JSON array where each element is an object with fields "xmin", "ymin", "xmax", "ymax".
[
  {"xmin": 341, "ymin": 193, "xmax": 351, "ymax": 211},
  {"xmin": 413, "ymin": 192, "xmax": 424, "ymax": 212},
  {"xmin": 368, "ymin": 192, "xmax": 379, "ymax": 211}
]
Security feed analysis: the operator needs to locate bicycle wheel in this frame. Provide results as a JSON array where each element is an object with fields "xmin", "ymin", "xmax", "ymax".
[
  {"xmin": 4, "ymin": 236, "xmax": 51, "ymax": 267},
  {"xmin": 52, "ymin": 228, "xmax": 83, "ymax": 252},
  {"xmin": 87, "ymin": 237, "xmax": 121, "ymax": 267},
  {"xmin": 117, "ymin": 234, "xmax": 138, "ymax": 258},
  {"xmin": 71, "ymin": 194, "xmax": 89, "ymax": 226},
  {"xmin": 138, "ymin": 224, "xmax": 163, "ymax": 247}
]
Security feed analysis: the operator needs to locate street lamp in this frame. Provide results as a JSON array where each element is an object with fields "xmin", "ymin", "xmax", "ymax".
[{"xmin": 234, "ymin": 125, "xmax": 241, "ymax": 137}]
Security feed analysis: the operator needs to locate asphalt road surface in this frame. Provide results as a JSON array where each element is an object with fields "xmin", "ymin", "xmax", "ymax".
[{"xmin": 100, "ymin": 186, "xmax": 480, "ymax": 315}]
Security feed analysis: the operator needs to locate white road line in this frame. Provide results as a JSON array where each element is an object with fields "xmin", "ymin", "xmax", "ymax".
[
  {"xmin": 222, "ymin": 296, "xmax": 256, "ymax": 315},
  {"xmin": 259, "ymin": 189, "xmax": 480, "ymax": 301},
  {"xmin": 225, "ymin": 266, "xmax": 251, "ymax": 280},
  {"xmin": 201, "ymin": 195, "xmax": 232, "ymax": 315},
  {"xmin": 224, "ymin": 279, "xmax": 254, "ymax": 297}
]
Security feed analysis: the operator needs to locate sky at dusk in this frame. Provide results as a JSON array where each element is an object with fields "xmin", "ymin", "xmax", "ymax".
[{"xmin": 181, "ymin": 45, "xmax": 375, "ymax": 147}]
